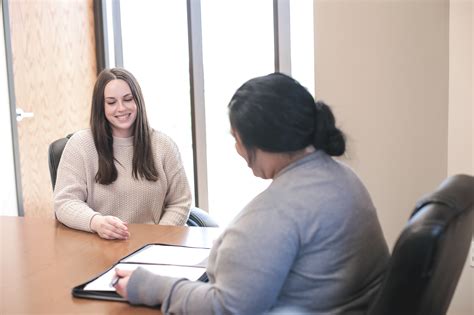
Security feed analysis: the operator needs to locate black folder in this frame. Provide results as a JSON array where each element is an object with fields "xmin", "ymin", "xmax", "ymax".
[{"xmin": 72, "ymin": 243, "xmax": 209, "ymax": 302}]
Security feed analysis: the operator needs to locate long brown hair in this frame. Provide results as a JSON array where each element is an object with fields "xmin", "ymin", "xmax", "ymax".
[{"xmin": 90, "ymin": 68, "xmax": 158, "ymax": 184}]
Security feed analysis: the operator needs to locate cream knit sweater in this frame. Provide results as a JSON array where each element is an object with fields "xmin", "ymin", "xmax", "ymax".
[{"xmin": 54, "ymin": 129, "xmax": 192, "ymax": 232}]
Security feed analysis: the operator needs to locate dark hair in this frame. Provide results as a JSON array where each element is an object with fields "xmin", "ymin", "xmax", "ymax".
[
  {"xmin": 228, "ymin": 72, "xmax": 345, "ymax": 156},
  {"xmin": 90, "ymin": 67, "xmax": 158, "ymax": 184}
]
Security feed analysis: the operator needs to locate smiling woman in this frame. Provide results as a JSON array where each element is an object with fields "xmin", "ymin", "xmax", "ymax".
[
  {"xmin": 53, "ymin": 68, "xmax": 192, "ymax": 240},
  {"xmin": 103, "ymin": 79, "xmax": 138, "ymax": 138}
]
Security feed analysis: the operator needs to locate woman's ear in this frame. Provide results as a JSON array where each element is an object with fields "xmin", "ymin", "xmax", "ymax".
[
  {"xmin": 233, "ymin": 130, "xmax": 243, "ymax": 146},
  {"xmin": 232, "ymin": 130, "xmax": 248, "ymax": 163}
]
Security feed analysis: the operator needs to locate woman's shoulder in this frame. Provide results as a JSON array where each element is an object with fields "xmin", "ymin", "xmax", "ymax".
[
  {"xmin": 150, "ymin": 129, "xmax": 178, "ymax": 149},
  {"xmin": 65, "ymin": 129, "xmax": 95, "ymax": 151},
  {"xmin": 68, "ymin": 129, "xmax": 93, "ymax": 142}
]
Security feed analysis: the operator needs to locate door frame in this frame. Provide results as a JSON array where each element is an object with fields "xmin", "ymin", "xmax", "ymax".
[
  {"xmin": 2, "ymin": 0, "xmax": 109, "ymax": 217},
  {"xmin": 2, "ymin": 0, "xmax": 23, "ymax": 216}
]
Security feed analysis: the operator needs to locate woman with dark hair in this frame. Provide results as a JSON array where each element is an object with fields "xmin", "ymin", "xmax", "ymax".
[
  {"xmin": 113, "ymin": 73, "xmax": 389, "ymax": 314},
  {"xmin": 54, "ymin": 68, "xmax": 192, "ymax": 240}
]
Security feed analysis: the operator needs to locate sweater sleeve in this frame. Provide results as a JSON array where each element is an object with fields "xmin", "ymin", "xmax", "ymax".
[
  {"xmin": 53, "ymin": 136, "xmax": 98, "ymax": 232},
  {"xmin": 158, "ymin": 138, "xmax": 192, "ymax": 226},
  {"xmin": 127, "ymin": 208, "xmax": 300, "ymax": 314}
]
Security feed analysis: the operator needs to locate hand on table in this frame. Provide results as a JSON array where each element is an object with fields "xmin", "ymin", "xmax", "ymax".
[{"xmin": 90, "ymin": 215, "xmax": 130, "ymax": 240}]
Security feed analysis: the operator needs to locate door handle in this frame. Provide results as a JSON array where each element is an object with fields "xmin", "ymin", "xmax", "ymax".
[{"xmin": 16, "ymin": 108, "xmax": 34, "ymax": 122}]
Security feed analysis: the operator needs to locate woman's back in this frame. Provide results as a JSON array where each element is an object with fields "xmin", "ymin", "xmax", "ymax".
[
  {"xmin": 207, "ymin": 150, "xmax": 389, "ymax": 314},
  {"xmin": 120, "ymin": 73, "xmax": 389, "ymax": 314}
]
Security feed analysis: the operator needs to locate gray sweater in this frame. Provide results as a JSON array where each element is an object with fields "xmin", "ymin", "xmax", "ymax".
[{"xmin": 127, "ymin": 150, "xmax": 389, "ymax": 314}]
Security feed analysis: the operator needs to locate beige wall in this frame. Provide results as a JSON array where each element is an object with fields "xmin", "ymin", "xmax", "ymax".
[
  {"xmin": 448, "ymin": 0, "xmax": 473, "ymax": 314},
  {"xmin": 314, "ymin": 0, "xmax": 449, "ymax": 244},
  {"xmin": 314, "ymin": 0, "xmax": 471, "ymax": 314},
  {"xmin": 448, "ymin": 0, "xmax": 473, "ymax": 176}
]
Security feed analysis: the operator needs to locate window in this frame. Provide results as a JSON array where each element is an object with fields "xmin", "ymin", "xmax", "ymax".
[
  {"xmin": 120, "ymin": 0, "xmax": 195, "ymax": 199},
  {"xmin": 201, "ymin": 0, "xmax": 274, "ymax": 225},
  {"xmin": 104, "ymin": 0, "xmax": 315, "ymax": 226},
  {"xmin": 290, "ymin": 0, "xmax": 315, "ymax": 96}
]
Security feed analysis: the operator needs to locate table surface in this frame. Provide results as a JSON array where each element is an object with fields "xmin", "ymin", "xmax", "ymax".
[{"xmin": 0, "ymin": 216, "xmax": 221, "ymax": 314}]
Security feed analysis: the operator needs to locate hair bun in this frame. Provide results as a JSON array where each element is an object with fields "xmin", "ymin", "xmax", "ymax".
[
  {"xmin": 324, "ymin": 129, "xmax": 345, "ymax": 156},
  {"xmin": 313, "ymin": 101, "xmax": 346, "ymax": 156}
]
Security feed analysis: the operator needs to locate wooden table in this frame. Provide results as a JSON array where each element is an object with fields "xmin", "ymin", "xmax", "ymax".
[{"xmin": 0, "ymin": 217, "xmax": 221, "ymax": 314}]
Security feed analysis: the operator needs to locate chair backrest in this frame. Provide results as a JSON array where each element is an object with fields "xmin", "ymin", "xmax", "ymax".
[
  {"xmin": 367, "ymin": 174, "xmax": 474, "ymax": 315},
  {"xmin": 48, "ymin": 134, "xmax": 218, "ymax": 227},
  {"xmin": 187, "ymin": 206, "xmax": 219, "ymax": 227},
  {"xmin": 48, "ymin": 134, "xmax": 73, "ymax": 190}
]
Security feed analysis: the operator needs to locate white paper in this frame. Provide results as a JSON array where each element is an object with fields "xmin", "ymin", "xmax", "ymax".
[
  {"xmin": 121, "ymin": 245, "xmax": 210, "ymax": 267},
  {"xmin": 84, "ymin": 263, "xmax": 206, "ymax": 291}
]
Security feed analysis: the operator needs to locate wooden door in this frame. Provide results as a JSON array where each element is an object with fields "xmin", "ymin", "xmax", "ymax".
[{"xmin": 8, "ymin": 0, "xmax": 97, "ymax": 218}]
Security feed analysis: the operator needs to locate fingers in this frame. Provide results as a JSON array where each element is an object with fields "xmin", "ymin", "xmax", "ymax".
[
  {"xmin": 110, "ymin": 217, "xmax": 128, "ymax": 232},
  {"xmin": 114, "ymin": 279, "xmax": 127, "ymax": 299},
  {"xmin": 99, "ymin": 228, "xmax": 128, "ymax": 240},
  {"xmin": 113, "ymin": 268, "xmax": 131, "ymax": 299},
  {"xmin": 96, "ymin": 216, "xmax": 131, "ymax": 240},
  {"xmin": 104, "ymin": 216, "xmax": 130, "ymax": 238},
  {"xmin": 115, "ymin": 268, "xmax": 133, "ymax": 277}
]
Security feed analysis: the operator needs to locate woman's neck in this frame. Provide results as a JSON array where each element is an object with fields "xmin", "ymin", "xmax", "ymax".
[{"xmin": 252, "ymin": 146, "xmax": 315, "ymax": 179}]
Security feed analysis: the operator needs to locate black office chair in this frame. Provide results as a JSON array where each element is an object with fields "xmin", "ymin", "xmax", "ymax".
[
  {"xmin": 48, "ymin": 134, "xmax": 218, "ymax": 227},
  {"xmin": 367, "ymin": 174, "xmax": 473, "ymax": 315}
]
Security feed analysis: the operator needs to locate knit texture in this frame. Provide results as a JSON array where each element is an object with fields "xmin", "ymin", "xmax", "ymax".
[{"xmin": 54, "ymin": 129, "xmax": 192, "ymax": 232}]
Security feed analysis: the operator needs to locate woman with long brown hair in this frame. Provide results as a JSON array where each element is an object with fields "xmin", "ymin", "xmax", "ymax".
[{"xmin": 54, "ymin": 68, "xmax": 191, "ymax": 239}]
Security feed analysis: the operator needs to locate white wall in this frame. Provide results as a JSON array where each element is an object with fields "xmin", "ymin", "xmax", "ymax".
[{"xmin": 0, "ymin": 4, "xmax": 18, "ymax": 216}]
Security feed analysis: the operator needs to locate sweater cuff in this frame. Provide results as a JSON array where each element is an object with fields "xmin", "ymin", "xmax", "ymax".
[
  {"xmin": 127, "ymin": 267, "xmax": 182, "ymax": 307},
  {"xmin": 77, "ymin": 210, "xmax": 98, "ymax": 232},
  {"xmin": 56, "ymin": 202, "xmax": 99, "ymax": 233},
  {"xmin": 159, "ymin": 209, "xmax": 189, "ymax": 226}
]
